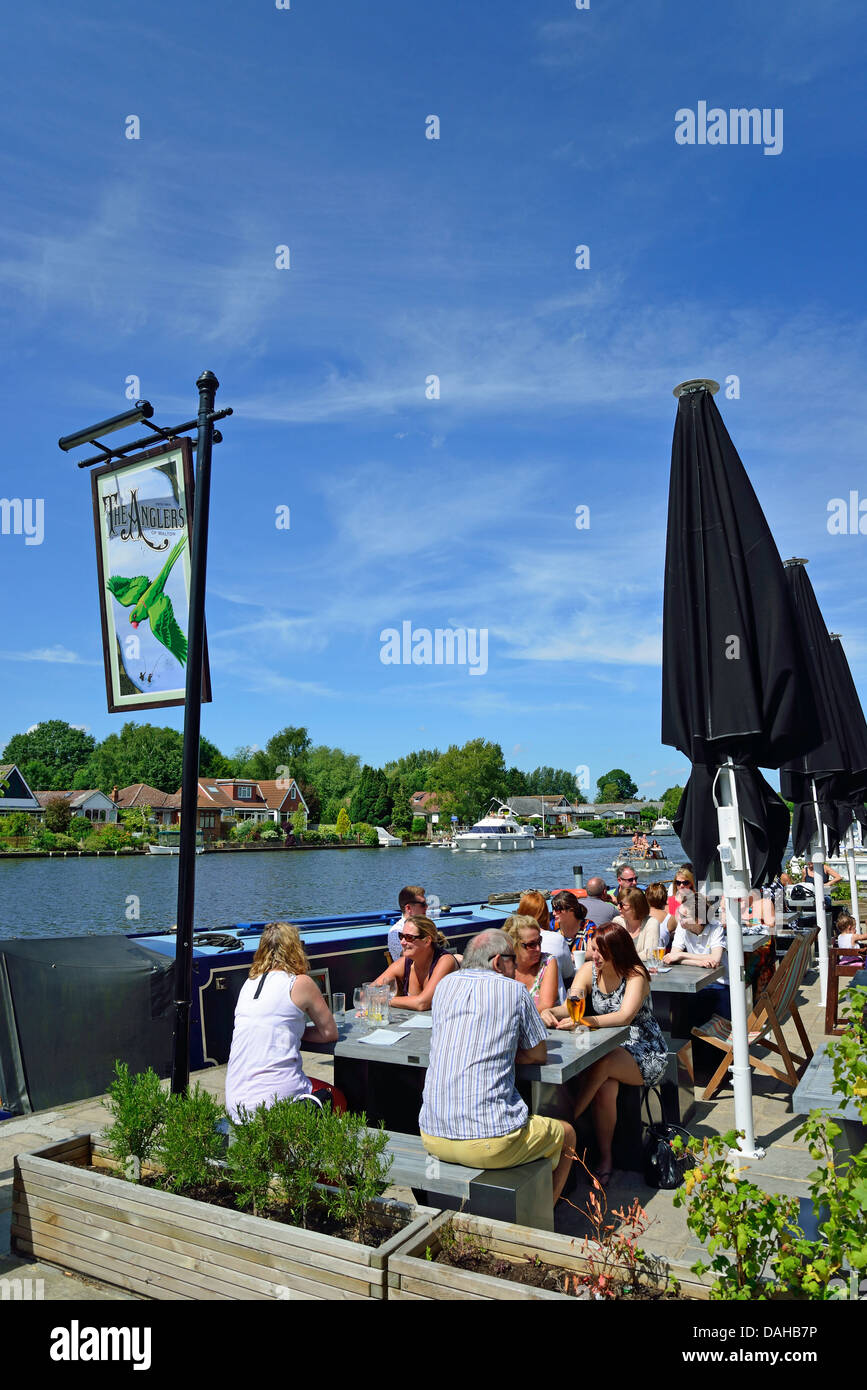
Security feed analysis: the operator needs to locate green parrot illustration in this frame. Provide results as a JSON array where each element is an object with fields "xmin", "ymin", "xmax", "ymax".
[{"xmin": 106, "ymin": 533, "xmax": 188, "ymax": 665}]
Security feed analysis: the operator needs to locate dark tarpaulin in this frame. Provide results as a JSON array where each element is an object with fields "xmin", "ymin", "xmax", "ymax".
[
  {"xmin": 0, "ymin": 935, "xmax": 174, "ymax": 1114},
  {"xmin": 662, "ymin": 386, "xmax": 819, "ymax": 885}
]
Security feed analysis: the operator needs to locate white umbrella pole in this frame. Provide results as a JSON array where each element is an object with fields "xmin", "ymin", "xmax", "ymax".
[
  {"xmin": 844, "ymin": 822, "xmax": 861, "ymax": 930},
  {"xmin": 809, "ymin": 780, "xmax": 830, "ymax": 1005},
  {"xmin": 715, "ymin": 760, "xmax": 762, "ymax": 1159}
]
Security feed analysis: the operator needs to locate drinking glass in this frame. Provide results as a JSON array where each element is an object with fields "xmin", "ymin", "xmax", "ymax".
[
  {"xmin": 331, "ymin": 992, "xmax": 345, "ymax": 1023},
  {"xmin": 353, "ymin": 984, "xmax": 370, "ymax": 1018},
  {"xmin": 566, "ymin": 990, "xmax": 586, "ymax": 1027}
]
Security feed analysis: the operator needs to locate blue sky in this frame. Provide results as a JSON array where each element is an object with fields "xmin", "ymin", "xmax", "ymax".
[{"xmin": 1, "ymin": 0, "xmax": 865, "ymax": 797}]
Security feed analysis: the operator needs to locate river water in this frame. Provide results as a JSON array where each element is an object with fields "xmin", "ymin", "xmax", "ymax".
[{"xmin": 0, "ymin": 838, "xmax": 687, "ymax": 939}]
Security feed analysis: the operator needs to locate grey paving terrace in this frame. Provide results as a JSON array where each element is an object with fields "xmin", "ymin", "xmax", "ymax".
[{"xmin": 0, "ymin": 953, "xmax": 850, "ymax": 1299}]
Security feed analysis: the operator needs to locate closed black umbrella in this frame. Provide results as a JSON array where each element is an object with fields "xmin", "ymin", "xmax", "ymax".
[
  {"xmin": 778, "ymin": 558, "xmax": 855, "ymax": 999},
  {"xmin": 827, "ymin": 635, "xmax": 867, "ymax": 916},
  {"xmin": 662, "ymin": 383, "xmax": 819, "ymax": 887},
  {"xmin": 778, "ymin": 560, "xmax": 851, "ymax": 858},
  {"xmin": 662, "ymin": 380, "xmax": 821, "ymax": 1156}
]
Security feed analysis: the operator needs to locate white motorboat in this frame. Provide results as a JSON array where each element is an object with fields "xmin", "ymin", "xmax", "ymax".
[
  {"xmin": 651, "ymin": 817, "xmax": 677, "ymax": 835},
  {"xmin": 452, "ymin": 801, "xmax": 535, "ymax": 852},
  {"xmin": 376, "ymin": 826, "xmax": 402, "ymax": 846},
  {"xmin": 567, "ymin": 826, "xmax": 593, "ymax": 837}
]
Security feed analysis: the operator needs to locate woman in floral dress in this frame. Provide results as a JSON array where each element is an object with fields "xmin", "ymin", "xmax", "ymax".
[{"xmin": 541, "ymin": 921, "xmax": 667, "ymax": 1186}]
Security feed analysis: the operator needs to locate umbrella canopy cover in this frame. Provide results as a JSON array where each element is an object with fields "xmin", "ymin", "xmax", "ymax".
[
  {"xmin": 662, "ymin": 387, "xmax": 819, "ymax": 883},
  {"xmin": 662, "ymin": 389, "xmax": 819, "ymax": 768}
]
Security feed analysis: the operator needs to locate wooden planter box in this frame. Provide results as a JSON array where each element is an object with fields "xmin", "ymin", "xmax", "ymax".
[
  {"xmin": 388, "ymin": 1210, "xmax": 709, "ymax": 1301},
  {"xmin": 12, "ymin": 1134, "xmax": 436, "ymax": 1301}
]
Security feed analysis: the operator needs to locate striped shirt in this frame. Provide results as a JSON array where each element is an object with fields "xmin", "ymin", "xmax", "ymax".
[{"xmin": 419, "ymin": 969, "xmax": 547, "ymax": 1140}]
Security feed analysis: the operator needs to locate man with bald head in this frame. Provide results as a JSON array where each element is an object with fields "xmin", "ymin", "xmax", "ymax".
[
  {"xmin": 583, "ymin": 876, "xmax": 618, "ymax": 925},
  {"xmin": 419, "ymin": 929, "xmax": 576, "ymax": 1207}
]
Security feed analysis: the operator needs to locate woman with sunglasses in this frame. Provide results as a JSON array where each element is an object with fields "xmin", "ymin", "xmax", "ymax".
[
  {"xmin": 373, "ymin": 915, "xmax": 457, "ymax": 1011},
  {"xmin": 667, "ymin": 865, "xmax": 696, "ymax": 914},
  {"xmin": 540, "ymin": 922, "xmax": 667, "ymax": 1187},
  {"xmin": 503, "ymin": 913, "xmax": 561, "ymax": 1013}
]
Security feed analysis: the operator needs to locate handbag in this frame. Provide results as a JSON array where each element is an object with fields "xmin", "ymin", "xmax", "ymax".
[{"xmin": 641, "ymin": 1086, "xmax": 692, "ymax": 1190}]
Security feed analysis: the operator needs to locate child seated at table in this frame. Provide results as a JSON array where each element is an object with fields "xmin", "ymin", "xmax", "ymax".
[{"xmin": 835, "ymin": 913, "xmax": 867, "ymax": 965}]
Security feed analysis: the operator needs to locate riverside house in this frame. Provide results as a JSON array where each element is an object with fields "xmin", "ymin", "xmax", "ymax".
[
  {"xmin": 33, "ymin": 789, "xmax": 118, "ymax": 823},
  {"xmin": 0, "ymin": 764, "xmax": 41, "ymax": 817}
]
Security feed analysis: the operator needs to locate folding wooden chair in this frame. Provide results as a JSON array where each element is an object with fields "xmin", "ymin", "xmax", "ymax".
[
  {"xmin": 824, "ymin": 943, "xmax": 867, "ymax": 1035},
  {"xmin": 680, "ymin": 930, "xmax": 817, "ymax": 1101}
]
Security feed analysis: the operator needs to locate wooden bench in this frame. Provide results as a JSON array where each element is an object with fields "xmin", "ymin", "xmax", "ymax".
[{"xmin": 379, "ymin": 1130, "xmax": 554, "ymax": 1232}]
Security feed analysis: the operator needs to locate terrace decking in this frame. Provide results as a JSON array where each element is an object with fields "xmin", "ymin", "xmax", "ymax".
[{"xmin": 0, "ymin": 952, "xmax": 855, "ymax": 1298}]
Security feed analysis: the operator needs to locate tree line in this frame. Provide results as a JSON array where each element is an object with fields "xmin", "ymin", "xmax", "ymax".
[{"xmin": 1, "ymin": 720, "xmax": 673, "ymax": 828}]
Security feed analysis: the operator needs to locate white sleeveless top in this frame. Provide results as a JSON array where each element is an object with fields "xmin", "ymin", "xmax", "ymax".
[{"xmin": 224, "ymin": 971, "xmax": 312, "ymax": 1121}]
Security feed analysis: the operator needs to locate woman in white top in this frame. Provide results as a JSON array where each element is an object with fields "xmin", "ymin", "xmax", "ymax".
[{"xmin": 225, "ymin": 921, "xmax": 341, "ymax": 1122}]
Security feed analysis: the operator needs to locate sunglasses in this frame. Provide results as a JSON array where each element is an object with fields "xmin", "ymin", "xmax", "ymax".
[
  {"xmin": 521, "ymin": 939, "xmax": 542, "ymax": 949},
  {"xmin": 498, "ymin": 952, "xmax": 516, "ymax": 961},
  {"xmin": 398, "ymin": 932, "xmax": 421, "ymax": 943},
  {"xmin": 674, "ymin": 879, "xmax": 692, "ymax": 887}
]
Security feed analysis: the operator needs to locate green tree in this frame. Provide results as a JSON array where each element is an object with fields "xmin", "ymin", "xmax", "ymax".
[
  {"xmin": 525, "ymin": 766, "xmax": 586, "ymax": 799},
  {"xmin": 595, "ymin": 768, "xmax": 638, "ymax": 802},
  {"xmin": 349, "ymin": 765, "xmax": 377, "ymax": 824},
  {"xmin": 304, "ymin": 746, "xmax": 362, "ymax": 807},
  {"xmin": 199, "ymin": 736, "xmax": 229, "ymax": 778},
  {"xmin": 84, "ymin": 722, "xmax": 185, "ymax": 794},
  {"xmin": 390, "ymin": 794, "xmax": 412, "ymax": 834},
  {"xmin": 266, "ymin": 726, "xmax": 311, "ymax": 783},
  {"xmin": 427, "ymin": 739, "xmax": 507, "ymax": 824},
  {"xmin": 2, "ymin": 721, "xmax": 96, "ymax": 789},
  {"xmin": 43, "ymin": 796, "xmax": 72, "ymax": 834},
  {"xmin": 335, "ymin": 807, "xmax": 351, "ymax": 840},
  {"xmin": 297, "ymin": 780, "xmax": 320, "ymax": 822},
  {"xmin": 660, "ymin": 785, "xmax": 684, "ymax": 821}
]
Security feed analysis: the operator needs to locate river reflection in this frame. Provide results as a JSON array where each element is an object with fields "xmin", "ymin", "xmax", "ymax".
[{"xmin": 0, "ymin": 839, "xmax": 683, "ymax": 938}]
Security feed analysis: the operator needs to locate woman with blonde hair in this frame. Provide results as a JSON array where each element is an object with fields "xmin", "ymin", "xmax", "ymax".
[
  {"xmin": 614, "ymin": 888, "xmax": 660, "ymax": 960},
  {"xmin": 373, "ymin": 915, "xmax": 457, "ymax": 1010},
  {"xmin": 225, "ymin": 922, "xmax": 343, "ymax": 1121},
  {"xmin": 503, "ymin": 913, "xmax": 561, "ymax": 1013}
]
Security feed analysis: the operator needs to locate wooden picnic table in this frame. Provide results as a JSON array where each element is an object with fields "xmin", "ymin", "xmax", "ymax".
[{"xmin": 331, "ymin": 1010, "xmax": 629, "ymax": 1135}]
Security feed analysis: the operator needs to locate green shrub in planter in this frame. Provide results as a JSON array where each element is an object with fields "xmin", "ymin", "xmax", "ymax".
[
  {"xmin": 318, "ymin": 1109, "xmax": 392, "ymax": 1239},
  {"xmin": 154, "ymin": 1085, "xmax": 227, "ymax": 1194},
  {"xmin": 102, "ymin": 1061, "xmax": 168, "ymax": 1179}
]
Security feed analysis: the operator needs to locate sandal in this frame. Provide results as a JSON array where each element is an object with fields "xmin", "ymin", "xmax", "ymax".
[{"xmin": 593, "ymin": 1167, "xmax": 613, "ymax": 1190}]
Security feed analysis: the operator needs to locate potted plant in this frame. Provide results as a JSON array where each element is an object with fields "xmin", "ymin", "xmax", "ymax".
[{"xmin": 12, "ymin": 1064, "xmax": 436, "ymax": 1301}]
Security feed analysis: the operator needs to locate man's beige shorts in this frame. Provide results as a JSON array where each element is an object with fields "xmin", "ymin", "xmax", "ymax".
[{"xmin": 420, "ymin": 1114, "xmax": 565, "ymax": 1169}]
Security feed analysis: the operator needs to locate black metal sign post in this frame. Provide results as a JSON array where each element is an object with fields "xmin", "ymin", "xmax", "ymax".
[
  {"xmin": 61, "ymin": 372, "xmax": 232, "ymax": 1096},
  {"xmin": 171, "ymin": 371, "xmax": 219, "ymax": 1093}
]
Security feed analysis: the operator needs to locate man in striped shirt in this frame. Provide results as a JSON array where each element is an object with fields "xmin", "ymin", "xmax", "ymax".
[{"xmin": 419, "ymin": 929, "xmax": 576, "ymax": 1206}]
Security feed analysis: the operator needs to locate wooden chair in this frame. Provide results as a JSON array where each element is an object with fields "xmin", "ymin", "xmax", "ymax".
[
  {"xmin": 680, "ymin": 930, "xmax": 817, "ymax": 1101},
  {"xmin": 824, "ymin": 944, "xmax": 867, "ymax": 1035}
]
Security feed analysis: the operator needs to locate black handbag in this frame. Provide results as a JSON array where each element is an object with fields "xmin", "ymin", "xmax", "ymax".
[{"xmin": 641, "ymin": 1087, "xmax": 692, "ymax": 1190}]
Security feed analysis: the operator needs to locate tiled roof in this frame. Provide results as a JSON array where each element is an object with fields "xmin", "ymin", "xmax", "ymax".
[
  {"xmin": 34, "ymin": 790, "xmax": 107, "ymax": 808},
  {"xmin": 115, "ymin": 784, "xmax": 180, "ymax": 810}
]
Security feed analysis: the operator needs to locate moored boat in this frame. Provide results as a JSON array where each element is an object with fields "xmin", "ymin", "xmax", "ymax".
[{"xmin": 451, "ymin": 799, "xmax": 535, "ymax": 852}]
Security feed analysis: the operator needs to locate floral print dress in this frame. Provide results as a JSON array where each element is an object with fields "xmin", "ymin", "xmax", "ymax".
[{"xmin": 590, "ymin": 964, "xmax": 668, "ymax": 1085}]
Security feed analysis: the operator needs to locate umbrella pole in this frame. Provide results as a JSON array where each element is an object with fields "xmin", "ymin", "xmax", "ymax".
[
  {"xmin": 716, "ymin": 760, "xmax": 762, "ymax": 1159},
  {"xmin": 809, "ymin": 779, "xmax": 830, "ymax": 1005},
  {"xmin": 844, "ymin": 822, "xmax": 861, "ymax": 929}
]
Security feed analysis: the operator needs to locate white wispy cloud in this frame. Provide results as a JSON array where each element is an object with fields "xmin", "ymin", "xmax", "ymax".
[{"xmin": 0, "ymin": 645, "xmax": 101, "ymax": 666}]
